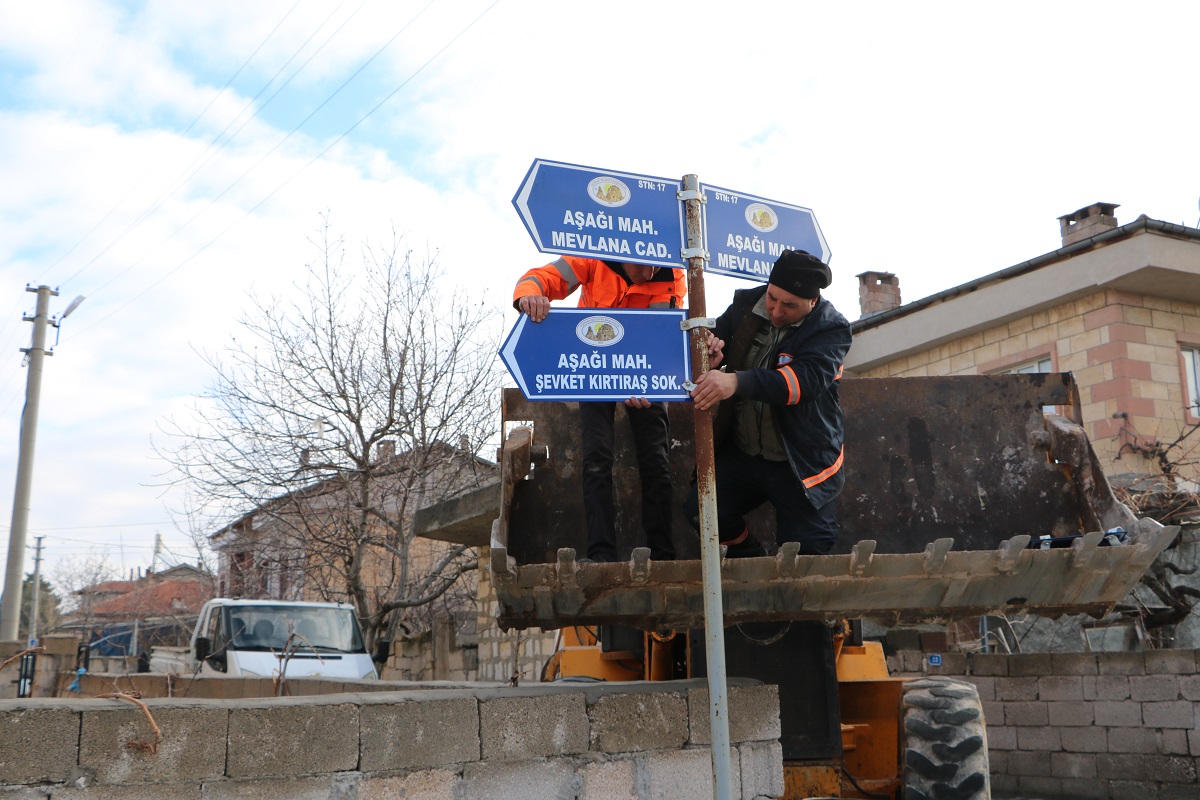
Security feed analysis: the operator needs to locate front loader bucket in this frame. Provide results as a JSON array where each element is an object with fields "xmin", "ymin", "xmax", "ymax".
[{"xmin": 423, "ymin": 375, "xmax": 1175, "ymax": 631}]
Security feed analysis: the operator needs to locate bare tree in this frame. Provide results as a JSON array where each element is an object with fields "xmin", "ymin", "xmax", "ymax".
[{"xmin": 158, "ymin": 220, "xmax": 502, "ymax": 647}]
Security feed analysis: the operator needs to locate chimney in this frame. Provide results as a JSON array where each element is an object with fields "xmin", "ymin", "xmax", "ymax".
[
  {"xmin": 856, "ymin": 271, "xmax": 902, "ymax": 317},
  {"xmin": 375, "ymin": 440, "xmax": 396, "ymax": 463},
  {"xmin": 1058, "ymin": 202, "xmax": 1119, "ymax": 247}
]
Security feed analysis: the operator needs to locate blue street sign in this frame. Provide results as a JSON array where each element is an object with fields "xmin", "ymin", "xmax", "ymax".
[
  {"xmin": 499, "ymin": 308, "xmax": 692, "ymax": 402},
  {"xmin": 700, "ymin": 184, "xmax": 831, "ymax": 281},
  {"xmin": 512, "ymin": 159, "xmax": 686, "ymax": 269}
]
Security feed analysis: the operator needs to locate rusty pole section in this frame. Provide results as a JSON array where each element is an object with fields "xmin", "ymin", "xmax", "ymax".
[{"xmin": 681, "ymin": 174, "xmax": 733, "ymax": 800}]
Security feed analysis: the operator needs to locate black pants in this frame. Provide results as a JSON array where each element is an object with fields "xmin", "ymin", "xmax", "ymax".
[
  {"xmin": 685, "ymin": 446, "xmax": 838, "ymax": 557},
  {"xmin": 579, "ymin": 401, "xmax": 675, "ymax": 561}
]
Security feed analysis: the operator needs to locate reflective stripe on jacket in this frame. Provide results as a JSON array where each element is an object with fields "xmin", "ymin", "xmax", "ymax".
[{"xmin": 513, "ymin": 257, "xmax": 685, "ymax": 310}]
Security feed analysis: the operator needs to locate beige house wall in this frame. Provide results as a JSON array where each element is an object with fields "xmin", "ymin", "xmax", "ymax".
[{"xmin": 852, "ymin": 288, "xmax": 1200, "ymax": 483}]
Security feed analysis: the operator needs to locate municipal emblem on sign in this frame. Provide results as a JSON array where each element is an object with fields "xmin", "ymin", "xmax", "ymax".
[
  {"xmin": 588, "ymin": 177, "xmax": 631, "ymax": 207},
  {"xmin": 577, "ymin": 315, "xmax": 624, "ymax": 346},
  {"xmin": 746, "ymin": 203, "xmax": 778, "ymax": 232}
]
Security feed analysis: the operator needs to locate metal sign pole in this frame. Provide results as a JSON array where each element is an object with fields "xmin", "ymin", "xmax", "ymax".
[{"xmin": 681, "ymin": 174, "xmax": 733, "ymax": 800}]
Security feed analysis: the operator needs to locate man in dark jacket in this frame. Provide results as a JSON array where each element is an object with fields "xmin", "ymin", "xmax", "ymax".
[{"xmin": 688, "ymin": 249, "xmax": 852, "ymax": 557}]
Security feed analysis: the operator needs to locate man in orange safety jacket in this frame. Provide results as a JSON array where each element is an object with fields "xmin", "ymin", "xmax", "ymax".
[{"xmin": 513, "ymin": 256, "xmax": 686, "ymax": 562}]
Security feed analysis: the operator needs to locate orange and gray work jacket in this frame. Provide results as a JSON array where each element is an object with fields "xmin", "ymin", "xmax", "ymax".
[{"xmin": 512, "ymin": 257, "xmax": 686, "ymax": 312}]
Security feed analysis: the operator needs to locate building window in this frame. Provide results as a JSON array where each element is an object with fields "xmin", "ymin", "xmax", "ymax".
[
  {"xmin": 1182, "ymin": 347, "xmax": 1200, "ymax": 416},
  {"xmin": 1007, "ymin": 356, "xmax": 1053, "ymax": 375}
]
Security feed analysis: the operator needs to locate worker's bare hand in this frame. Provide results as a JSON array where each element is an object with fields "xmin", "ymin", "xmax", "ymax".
[
  {"xmin": 705, "ymin": 331, "xmax": 725, "ymax": 368},
  {"xmin": 690, "ymin": 369, "xmax": 737, "ymax": 411},
  {"xmin": 625, "ymin": 397, "xmax": 652, "ymax": 409},
  {"xmin": 518, "ymin": 295, "xmax": 550, "ymax": 322}
]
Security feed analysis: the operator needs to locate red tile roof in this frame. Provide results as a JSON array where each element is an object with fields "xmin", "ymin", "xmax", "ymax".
[{"xmin": 91, "ymin": 578, "xmax": 213, "ymax": 618}]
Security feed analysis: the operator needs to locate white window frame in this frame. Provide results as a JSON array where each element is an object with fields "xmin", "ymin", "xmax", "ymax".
[{"xmin": 1182, "ymin": 346, "xmax": 1200, "ymax": 417}]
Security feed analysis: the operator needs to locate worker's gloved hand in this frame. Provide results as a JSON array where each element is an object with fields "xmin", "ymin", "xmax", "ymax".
[{"xmin": 518, "ymin": 295, "xmax": 551, "ymax": 322}]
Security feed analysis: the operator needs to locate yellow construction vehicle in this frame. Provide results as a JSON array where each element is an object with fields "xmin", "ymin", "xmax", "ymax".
[{"xmin": 418, "ymin": 373, "xmax": 1175, "ymax": 799}]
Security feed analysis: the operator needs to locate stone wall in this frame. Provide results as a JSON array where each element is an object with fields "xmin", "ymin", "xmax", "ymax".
[
  {"xmin": 892, "ymin": 648, "xmax": 1200, "ymax": 799},
  {"xmin": 0, "ymin": 679, "xmax": 782, "ymax": 800}
]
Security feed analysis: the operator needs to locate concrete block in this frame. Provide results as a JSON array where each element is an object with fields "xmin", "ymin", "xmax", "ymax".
[
  {"xmin": 1050, "ymin": 652, "xmax": 1098, "ymax": 675},
  {"xmin": 1054, "ymin": 778, "xmax": 1108, "ymax": 799},
  {"xmin": 1015, "ymin": 725, "xmax": 1061, "ymax": 751},
  {"xmin": 1008, "ymin": 653, "xmax": 1052, "ymax": 677},
  {"xmin": 995, "ymin": 677, "xmax": 1038, "ymax": 701},
  {"xmin": 1189, "ymin": 728, "xmax": 1200, "ymax": 757},
  {"xmin": 1093, "ymin": 700, "xmax": 1143, "ymax": 727},
  {"xmin": 1004, "ymin": 701, "xmax": 1048, "ymax": 727},
  {"xmin": 0, "ymin": 705, "xmax": 80, "ymax": 784},
  {"xmin": 578, "ymin": 759, "xmax": 636, "ymax": 800},
  {"xmin": 359, "ymin": 696, "xmax": 479, "ymax": 771},
  {"xmin": 479, "ymin": 693, "xmax": 587, "ymax": 761},
  {"xmin": 1038, "ymin": 675, "xmax": 1083, "ymax": 701},
  {"xmin": 1145, "ymin": 649, "xmax": 1197, "ymax": 675},
  {"xmin": 1098, "ymin": 753, "xmax": 1155, "ymax": 782},
  {"xmin": 1144, "ymin": 700, "xmax": 1195, "ymax": 728},
  {"xmin": 1047, "ymin": 700, "xmax": 1093, "ymax": 726},
  {"xmin": 1180, "ymin": 675, "xmax": 1200, "ymax": 701},
  {"xmin": 79, "ymin": 704, "xmax": 228, "ymax": 784},
  {"xmin": 927, "ymin": 652, "xmax": 967, "ymax": 675},
  {"xmin": 1130, "ymin": 674, "xmax": 1181, "ymax": 702},
  {"xmin": 1016, "ymin": 775, "xmax": 1062, "ymax": 797},
  {"xmin": 1153, "ymin": 755, "xmax": 1199, "ymax": 784},
  {"xmin": 1107, "ymin": 780, "xmax": 1162, "ymax": 800},
  {"xmin": 1060, "ymin": 725, "xmax": 1107, "ymax": 753},
  {"xmin": 637, "ymin": 748, "xmax": 737, "ymax": 800},
  {"xmin": 1108, "ymin": 726, "xmax": 1158, "ymax": 753},
  {"xmin": 900, "ymin": 650, "xmax": 925, "ymax": 673},
  {"xmin": 460, "ymin": 759, "xmax": 578, "ymax": 800},
  {"xmin": 1050, "ymin": 752, "xmax": 1097, "ymax": 779},
  {"xmin": 1161, "ymin": 728, "xmax": 1190, "ymax": 756},
  {"xmin": 688, "ymin": 685, "xmax": 781, "ymax": 745},
  {"xmin": 1163, "ymin": 784, "xmax": 1200, "ymax": 800},
  {"xmin": 970, "ymin": 652, "xmax": 1008, "ymax": 676},
  {"xmin": 986, "ymin": 725, "xmax": 1016, "ymax": 751},
  {"xmin": 201, "ymin": 775, "xmax": 348, "ymax": 800},
  {"xmin": 26, "ymin": 786, "xmax": 203, "ymax": 800},
  {"xmin": 226, "ymin": 701, "xmax": 358, "ymax": 778},
  {"xmin": 1006, "ymin": 750, "xmax": 1051, "ymax": 777},
  {"xmin": 981, "ymin": 700, "xmax": 1003, "ymax": 726},
  {"xmin": 964, "ymin": 675, "xmax": 994, "ymax": 701},
  {"xmin": 590, "ymin": 691, "xmax": 687, "ymax": 753},
  {"xmin": 991, "ymin": 774, "xmax": 1019, "ymax": 794},
  {"xmin": 1090, "ymin": 674, "xmax": 1131, "ymax": 701},
  {"xmin": 1097, "ymin": 651, "xmax": 1146, "ymax": 675},
  {"xmin": 359, "ymin": 768, "xmax": 460, "ymax": 800},
  {"xmin": 739, "ymin": 740, "xmax": 784, "ymax": 800}
]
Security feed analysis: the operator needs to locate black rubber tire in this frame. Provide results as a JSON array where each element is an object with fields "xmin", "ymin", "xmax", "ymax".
[{"xmin": 901, "ymin": 676, "xmax": 991, "ymax": 800}]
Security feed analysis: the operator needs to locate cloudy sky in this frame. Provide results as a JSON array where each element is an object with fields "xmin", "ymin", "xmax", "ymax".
[{"xmin": 1, "ymin": 1, "xmax": 1198, "ymax": 588}]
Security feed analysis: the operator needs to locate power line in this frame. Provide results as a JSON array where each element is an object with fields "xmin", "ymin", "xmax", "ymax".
[
  {"xmin": 69, "ymin": 0, "xmax": 501, "ymax": 339},
  {"xmin": 58, "ymin": 0, "xmax": 362, "ymax": 292},
  {"xmin": 50, "ymin": 0, "xmax": 309, "ymax": 288}
]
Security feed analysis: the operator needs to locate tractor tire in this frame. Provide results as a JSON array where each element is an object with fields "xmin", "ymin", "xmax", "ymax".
[{"xmin": 901, "ymin": 676, "xmax": 990, "ymax": 800}]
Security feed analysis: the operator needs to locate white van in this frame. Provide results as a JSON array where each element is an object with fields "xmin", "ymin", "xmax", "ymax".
[{"xmin": 190, "ymin": 599, "xmax": 385, "ymax": 680}]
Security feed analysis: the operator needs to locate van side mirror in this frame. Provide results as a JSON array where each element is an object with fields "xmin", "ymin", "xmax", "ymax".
[
  {"xmin": 374, "ymin": 639, "xmax": 391, "ymax": 663},
  {"xmin": 195, "ymin": 636, "xmax": 211, "ymax": 662}
]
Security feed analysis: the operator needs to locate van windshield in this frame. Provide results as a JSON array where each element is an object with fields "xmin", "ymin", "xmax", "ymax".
[{"xmin": 223, "ymin": 605, "xmax": 366, "ymax": 654}]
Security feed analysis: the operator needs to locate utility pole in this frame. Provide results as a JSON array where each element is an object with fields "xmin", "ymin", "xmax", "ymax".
[
  {"xmin": 0, "ymin": 285, "xmax": 56, "ymax": 642},
  {"xmin": 28, "ymin": 535, "xmax": 44, "ymax": 646}
]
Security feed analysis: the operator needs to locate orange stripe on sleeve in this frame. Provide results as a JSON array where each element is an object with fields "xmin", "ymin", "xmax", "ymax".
[
  {"xmin": 802, "ymin": 445, "xmax": 845, "ymax": 489},
  {"xmin": 780, "ymin": 365, "xmax": 801, "ymax": 405}
]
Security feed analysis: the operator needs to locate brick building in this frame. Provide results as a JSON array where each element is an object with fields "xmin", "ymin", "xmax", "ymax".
[{"xmin": 847, "ymin": 203, "xmax": 1200, "ymax": 488}]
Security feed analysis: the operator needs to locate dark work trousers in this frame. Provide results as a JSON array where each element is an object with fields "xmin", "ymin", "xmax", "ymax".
[
  {"xmin": 685, "ymin": 446, "xmax": 839, "ymax": 558},
  {"xmin": 579, "ymin": 400, "xmax": 675, "ymax": 562}
]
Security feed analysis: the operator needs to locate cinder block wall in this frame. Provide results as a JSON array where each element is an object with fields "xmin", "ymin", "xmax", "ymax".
[
  {"xmin": 892, "ymin": 648, "xmax": 1200, "ymax": 799},
  {"xmin": 0, "ymin": 680, "xmax": 783, "ymax": 800}
]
